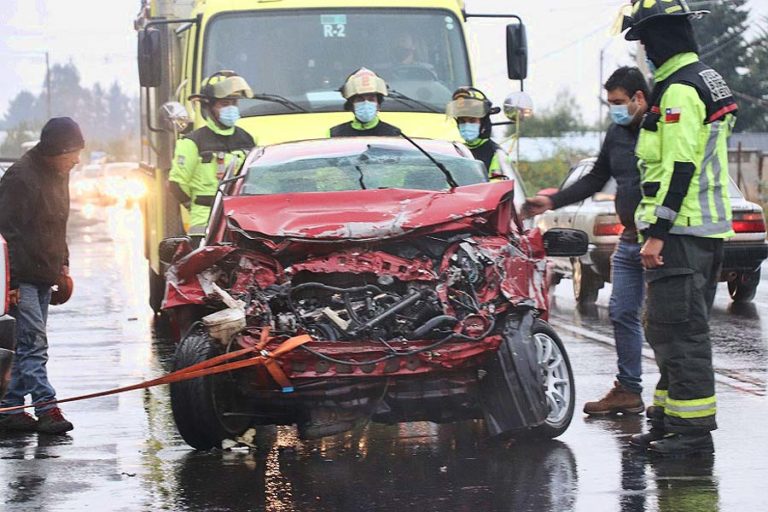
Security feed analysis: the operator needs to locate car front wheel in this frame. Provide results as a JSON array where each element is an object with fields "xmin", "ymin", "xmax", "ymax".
[
  {"xmin": 728, "ymin": 268, "xmax": 761, "ymax": 303},
  {"xmin": 530, "ymin": 321, "xmax": 575, "ymax": 438},
  {"xmin": 170, "ymin": 331, "xmax": 252, "ymax": 450}
]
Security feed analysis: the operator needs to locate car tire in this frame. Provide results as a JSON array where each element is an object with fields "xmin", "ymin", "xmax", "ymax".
[
  {"xmin": 170, "ymin": 331, "xmax": 252, "ymax": 450},
  {"xmin": 728, "ymin": 268, "xmax": 761, "ymax": 303},
  {"xmin": 572, "ymin": 259, "xmax": 603, "ymax": 305},
  {"xmin": 480, "ymin": 316, "xmax": 574, "ymax": 440},
  {"xmin": 529, "ymin": 321, "xmax": 575, "ymax": 439}
]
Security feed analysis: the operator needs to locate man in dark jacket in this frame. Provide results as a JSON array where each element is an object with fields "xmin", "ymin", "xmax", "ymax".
[
  {"xmin": 0, "ymin": 117, "xmax": 83, "ymax": 434},
  {"xmin": 523, "ymin": 67, "xmax": 650, "ymax": 416}
]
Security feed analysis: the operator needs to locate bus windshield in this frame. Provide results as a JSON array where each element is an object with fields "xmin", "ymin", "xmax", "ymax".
[{"xmin": 203, "ymin": 8, "xmax": 471, "ymax": 116}]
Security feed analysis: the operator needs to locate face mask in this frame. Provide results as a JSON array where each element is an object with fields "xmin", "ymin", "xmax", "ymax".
[
  {"xmin": 354, "ymin": 101, "xmax": 378, "ymax": 124},
  {"xmin": 459, "ymin": 122, "xmax": 481, "ymax": 142},
  {"xmin": 218, "ymin": 105, "xmax": 240, "ymax": 127},
  {"xmin": 610, "ymin": 104, "xmax": 633, "ymax": 126}
]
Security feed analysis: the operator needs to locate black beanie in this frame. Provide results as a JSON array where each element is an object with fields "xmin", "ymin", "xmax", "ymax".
[{"xmin": 37, "ymin": 117, "xmax": 85, "ymax": 156}]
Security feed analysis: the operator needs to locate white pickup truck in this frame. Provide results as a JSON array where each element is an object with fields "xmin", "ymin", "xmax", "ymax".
[{"xmin": 0, "ymin": 234, "xmax": 16, "ymax": 400}]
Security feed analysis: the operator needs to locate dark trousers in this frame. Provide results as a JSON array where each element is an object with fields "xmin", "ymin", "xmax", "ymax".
[{"xmin": 644, "ymin": 235, "xmax": 723, "ymax": 435}]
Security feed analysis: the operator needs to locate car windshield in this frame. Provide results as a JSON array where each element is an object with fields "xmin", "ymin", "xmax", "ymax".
[
  {"xmin": 204, "ymin": 8, "xmax": 470, "ymax": 116},
  {"xmin": 241, "ymin": 146, "xmax": 487, "ymax": 195}
]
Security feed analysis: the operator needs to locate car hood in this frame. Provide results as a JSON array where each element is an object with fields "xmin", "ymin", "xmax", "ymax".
[{"xmin": 223, "ymin": 181, "xmax": 515, "ymax": 241}]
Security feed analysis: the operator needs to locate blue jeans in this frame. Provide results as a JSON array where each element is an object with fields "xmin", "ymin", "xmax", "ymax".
[
  {"xmin": 0, "ymin": 283, "xmax": 57, "ymax": 415},
  {"xmin": 609, "ymin": 240, "xmax": 645, "ymax": 394}
]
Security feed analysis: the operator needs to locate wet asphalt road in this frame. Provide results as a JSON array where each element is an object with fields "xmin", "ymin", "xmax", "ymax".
[{"xmin": 1, "ymin": 203, "xmax": 767, "ymax": 512}]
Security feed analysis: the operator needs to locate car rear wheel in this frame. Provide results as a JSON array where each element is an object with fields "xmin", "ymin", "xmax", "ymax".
[
  {"xmin": 530, "ymin": 321, "xmax": 575, "ymax": 439},
  {"xmin": 171, "ymin": 331, "xmax": 252, "ymax": 450},
  {"xmin": 728, "ymin": 269, "xmax": 761, "ymax": 303},
  {"xmin": 572, "ymin": 259, "xmax": 603, "ymax": 305}
]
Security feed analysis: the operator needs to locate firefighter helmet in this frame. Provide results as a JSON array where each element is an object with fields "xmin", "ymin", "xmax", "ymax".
[
  {"xmin": 446, "ymin": 87, "xmax": 500, "ymax": 140},
  {"xmin": 190, "ymin": 70, "xmax": 253, "ymax": 103},
  {"xmin": 623, "ymin": 0, "xmax": 709, "ymax": 41},
  {"xmin": 340, "ymin": 68, "xmax": 388, "ymax": 110}
]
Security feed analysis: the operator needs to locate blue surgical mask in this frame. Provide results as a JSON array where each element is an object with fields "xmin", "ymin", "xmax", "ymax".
[
  {"xmin": 610, "ymin": 104, "xmax": 633, "ymax": 126},
  {"xmin": 645, "ymin": 58, "xmax": 657, "ymax": 75},
  {"xmin": 458, "ymin": 122, "xmax": 481, "ymax": 142},
  {"xmin": 354, "ymin": 101, "xmax": 378, "ymax": 124},
  {"xmin": 218, "ymin": 105, "xmax": 240, "ymax": 127}
]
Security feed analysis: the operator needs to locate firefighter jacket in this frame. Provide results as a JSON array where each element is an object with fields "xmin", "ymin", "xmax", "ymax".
[
  {"xmin": 329, "ymin": 117, "xmax": 401, "ymax": 137},
  {"xmin": 465, "ymin": 138, "xmax": 505, "ymax": 180},
  {"xmin": 169, "ymin": 117, "xmax": 254, "ymax": 229},
  {"xmin": 635, "ymin": 52, "xmax": 738, "ymax": 240},
  {"xmin": 0, "ymin": 147, "xmax": 69, "ymax": 288}
]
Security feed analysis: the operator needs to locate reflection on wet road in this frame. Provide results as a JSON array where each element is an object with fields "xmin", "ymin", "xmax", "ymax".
[{"xmin": 0, "ymin": 205, "xmax": 766, "ymax": 511}]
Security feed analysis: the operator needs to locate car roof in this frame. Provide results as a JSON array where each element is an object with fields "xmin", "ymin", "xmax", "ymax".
[{"xmin": 250, "ymin": 137, "xmax": 473, "ymax": 166}]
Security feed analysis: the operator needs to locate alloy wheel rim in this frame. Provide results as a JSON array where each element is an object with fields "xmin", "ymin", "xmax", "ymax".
[{"xmin": 534, "ymin": 332, "xmax": 571, "ymax": 424}]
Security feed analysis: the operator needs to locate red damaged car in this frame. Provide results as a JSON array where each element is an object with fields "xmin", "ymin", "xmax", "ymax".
[{"xmin": 161, "ymin": 137, "xmax": 587, "ymax": 450}]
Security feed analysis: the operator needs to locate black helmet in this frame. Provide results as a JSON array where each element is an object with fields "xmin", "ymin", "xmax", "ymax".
[
  {"xmin": 623, "ymin": 0, "xmax": 708, "ymax": 41},
  {"xmin": 447, "ymin": 87, "xmax": 500, "ymax": 140}
]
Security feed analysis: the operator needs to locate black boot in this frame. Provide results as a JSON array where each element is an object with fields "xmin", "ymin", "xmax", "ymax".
[
  {"xmin": 648, "ymin": 433, "xmax": 714, "ymax": 456},
  {"xmin": 629, "ymin": 427, "xmax": 666, "ymax": 449}
]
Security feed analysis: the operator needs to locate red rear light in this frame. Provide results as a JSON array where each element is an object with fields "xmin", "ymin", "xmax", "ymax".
[
  {"xmin": 732, "ymin": 212, "xmax": 766, "ymax": 233},
  {"xmin": 594, "ymin": 215, "xmax": 624, "ymax": 237}
]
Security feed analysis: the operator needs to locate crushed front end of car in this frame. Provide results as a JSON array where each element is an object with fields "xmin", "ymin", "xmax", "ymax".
[{"xmin": 163, "ymin": 181, "xmax": 584, "ymax": 449}]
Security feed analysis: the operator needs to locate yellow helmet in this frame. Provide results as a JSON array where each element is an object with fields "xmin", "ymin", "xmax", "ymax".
[
  {"xmin": 340, "ymin": 68, "xmax": 388, "ymax": 100},
  {"xmin": 190, "ymin": 70, "xmax": 253, "ymax": 102}
]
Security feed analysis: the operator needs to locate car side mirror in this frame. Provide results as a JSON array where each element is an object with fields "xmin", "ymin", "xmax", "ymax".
[
  {"xmin": 506, "ymin": 23, "xmax": 528, "ymax": 80},
  {"xmin": 138, "ymin": 28, "xmax": 162, "ymax": 87},
  {"xmin": 160, "ymin": 102, "xmax": 192, "ymax": 132},
  {"xmin": 543, "ymin": 228, "xmax": 588, "ymax": 257},
  {"xmin": 159, "ymin": 236, "xmax": 192, "ymax": 265}
]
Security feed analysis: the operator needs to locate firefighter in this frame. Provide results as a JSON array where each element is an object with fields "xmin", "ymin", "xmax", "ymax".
[
  {"xmin": 169, "ymin": 70, "xmax": 256, "ymax": 237},
  {"xmin": 622, "ymin": 0, "xmax": 738, "ymax": 456},
  {"xmin": 330, "ymin": 68, "xmax": 401, "ymax": 137},
  {"xmin": 446, "ymin": 87, "xmax": 506, "ymax": 180}
]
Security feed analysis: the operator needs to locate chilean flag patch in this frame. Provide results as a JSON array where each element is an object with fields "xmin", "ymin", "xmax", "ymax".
[{"xmin": 665, "ymin": 107, "xmax": 681, "ymax": 123}]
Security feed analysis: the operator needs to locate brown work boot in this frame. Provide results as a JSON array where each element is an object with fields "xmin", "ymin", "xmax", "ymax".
[
  {"xmin": 583, "ymin": 381, "xmax": 645, "ymax": 416},
  {"xmin": 0, "ymin": 412, "xmax": 38, "ymax": 432},
  {"xmin": 36, "ymin": 407, "xmax": 73, "ymax": 435}
]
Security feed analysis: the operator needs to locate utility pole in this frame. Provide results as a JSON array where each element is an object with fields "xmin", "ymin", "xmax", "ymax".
[{"xmin": 45, "ymin": 51, "xmax": 52, "ymax": 119}]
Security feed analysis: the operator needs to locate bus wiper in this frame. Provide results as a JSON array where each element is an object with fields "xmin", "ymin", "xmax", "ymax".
[
  {"xmin": 388, "ymin": 89, "xmax": 441, "ymax": 113},
  {"xmin": 398, "ymin": 132, "xmax": 459, "ymax": 189},
  {"xmin": 251, "ymin": 93, "xmax": 309, "ymax": 113}
]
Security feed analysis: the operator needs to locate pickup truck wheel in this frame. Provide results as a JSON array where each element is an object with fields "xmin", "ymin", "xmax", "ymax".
[
  {"xmin": 530, "ymin": 321, "xmax": 575, "ymax": 439},
  {"xmin": 171, "ymin": 331, "xmax": 252, "ymax": 450},
  {"xmin": 572, "ymin": 259, "xmax": 602, "ymax": 305},
  {"xmin": 728, "ymin": 269, "xmax": 761, "ymax": 303}
]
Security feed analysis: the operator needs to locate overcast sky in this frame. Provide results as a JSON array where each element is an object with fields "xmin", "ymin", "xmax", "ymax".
[{"xmin": 1, "ymin": 0, "xmax": 766, "ymax": 126}]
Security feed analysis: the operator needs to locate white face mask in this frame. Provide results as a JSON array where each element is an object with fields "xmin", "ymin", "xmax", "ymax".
[{"xmin": 354, "ymin": 101, "xmax": 378, "ymax": 124}]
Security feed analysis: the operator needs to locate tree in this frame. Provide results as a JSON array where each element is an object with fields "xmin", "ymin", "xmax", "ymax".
[
  {"xmin": 0, "ymin": 122, "xmax": 37, "ymax": 158},
  {"xmin": 735, "ymin": 18, "xmax": 768, "ymax": 132},
  {"xmin": 3, "ymin": 91, "xmax": 39, "ymax": 130},
  {"xmin": 692, "ymin": 0, "xmax": 767, "ymax": 131},
  {"xmin": 519, "ymin": 89, "xmax": 588, "ymax": 137}
]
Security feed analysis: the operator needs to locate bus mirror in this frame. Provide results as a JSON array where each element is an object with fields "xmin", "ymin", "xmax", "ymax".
[
  {"xmin": 160, "ymin": 102, "xmax": 191, "ymax": 132},
  {"xmin": 506, "ymin": 23, "xmax": 528, "ymax": 80},
  {"xmin": 138, "ymin": 28, "xmax": 163, "ymax": 87}
]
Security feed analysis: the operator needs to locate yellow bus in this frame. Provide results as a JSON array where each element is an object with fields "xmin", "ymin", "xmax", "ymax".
[{"xmin": 135, "ymin": 0, "xmax": 528, "ymax": 313}]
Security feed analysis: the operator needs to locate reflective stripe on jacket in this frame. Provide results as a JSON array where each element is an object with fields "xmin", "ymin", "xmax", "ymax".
[
  {"xmin": 635, "ymin": 52, "xmax": 737, "ymax": 240},
  {"xmin": 169, "ymin": 117, "xmax": 254, "ymax": 228}
]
